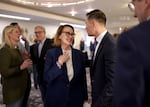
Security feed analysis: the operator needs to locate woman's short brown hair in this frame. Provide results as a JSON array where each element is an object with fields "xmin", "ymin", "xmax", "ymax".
[{"xmin": 53, "ymin": 24, "xmax": 74, "ymax": 47}]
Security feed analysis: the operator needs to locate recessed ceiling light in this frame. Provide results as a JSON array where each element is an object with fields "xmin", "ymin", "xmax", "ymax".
[{"xmin": 70, "ymin": 10, "xmax": 77, "ymax": 16}]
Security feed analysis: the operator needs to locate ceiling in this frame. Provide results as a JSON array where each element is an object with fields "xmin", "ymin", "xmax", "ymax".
[{"xmin": 0, "ymin": 0, "xmax": 139, "ymax": 33}]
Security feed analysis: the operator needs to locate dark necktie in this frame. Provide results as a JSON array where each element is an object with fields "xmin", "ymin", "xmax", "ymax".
[
  {"xmin": 92, "ymin": 39, "xmax": 98, "ymax": 61},
  {"xmin": 93, "ymin": 39, "xmax": 98, "ymax": 52}
]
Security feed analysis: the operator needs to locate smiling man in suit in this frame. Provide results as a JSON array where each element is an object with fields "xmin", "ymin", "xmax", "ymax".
[
  {"xmin": 85, "ymin": 9, "xmax": 116, "ymax": 107},
  {"xmin": 30, "ymin": 25, "xmax": 54, "ymax": 104},
  {"xmin": 113, "ymin": 0, "xmax": 150, "ymax": 107}
]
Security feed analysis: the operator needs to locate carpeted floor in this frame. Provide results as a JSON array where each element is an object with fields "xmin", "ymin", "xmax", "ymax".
[
  {"xmin": 0, "ymin": 79, "xmax": 44, "ymax": 107},
  {"xmin": 0, "ymin": 68, "xmax": 91, "ymax": 107}
]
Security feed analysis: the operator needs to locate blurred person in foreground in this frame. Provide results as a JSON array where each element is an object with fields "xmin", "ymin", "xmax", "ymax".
[
  {"xmin": 85, "ymin": 9, "xmax": 116, "ymax": 107},
  {"xmin": 0, "ymin": 25, "xmax": 32, "ymax": 107},
  {"xmin": 113, "ymin": 0, "xmax": 150, "ymax": 107},
  {"xmin": 43, "ymin": 24, "xmax": 88, "ymax": 107}
]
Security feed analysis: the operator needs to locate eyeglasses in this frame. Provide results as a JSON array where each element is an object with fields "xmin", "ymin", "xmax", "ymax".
[
  {"xmin": 62, "ymin": 31, "xmax": 75, "ymax": 37},
  {"xmin": 35, "ymin": 31, "xmax": 44, "ymax": 34},
  {"xmin": 128, "ymin": 2, "xmax": 135, "ymax": 12},
  {"xmin": 128, "ymin": 0, "xmax": 143, "ymax": 12}
]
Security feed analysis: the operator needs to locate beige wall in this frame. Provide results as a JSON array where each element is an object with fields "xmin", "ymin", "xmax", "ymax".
[{"xmin": 0, "ymin": 18, "xmax": 89, "ymax": 50}]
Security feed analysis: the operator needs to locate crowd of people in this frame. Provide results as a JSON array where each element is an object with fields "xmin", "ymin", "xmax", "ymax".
[{"xmin": 0, "ymin": 0, "xmax": 150, "ymax": 106}]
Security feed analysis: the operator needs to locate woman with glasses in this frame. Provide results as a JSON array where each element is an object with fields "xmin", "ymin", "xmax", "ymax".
[{"xmin": 43, "ymin": 24, "xmax": 88, "ymax": 107}]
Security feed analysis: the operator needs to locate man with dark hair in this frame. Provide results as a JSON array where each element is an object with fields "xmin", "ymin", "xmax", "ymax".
[
  {"xmin": 113, "ymin": 0, "xmax": 150, "ymax": 107},
  {"xmin": 85, "ymin": 9, "xmax": 116, "ymax": 107}
]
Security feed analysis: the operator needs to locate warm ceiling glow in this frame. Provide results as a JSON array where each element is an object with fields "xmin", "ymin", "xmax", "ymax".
[
  {"xmin": 0, "ymin": 14, "xmax": 30, "ymax": 20},
  {"xmin": 10, "ymin": 0, "xmax": 94, "ymax": 7},
  {"xmin": 70, "ymin": 10, "xmax": 77, "ymax": 16}
]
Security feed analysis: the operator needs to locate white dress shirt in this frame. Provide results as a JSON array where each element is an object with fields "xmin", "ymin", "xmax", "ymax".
[
  {"xmin": 63, "ymin": 49, "xmax": 74, "ymax": 81},
  {"xmin": 38, "ymin": 38, "xmax": 46, "ymax": 57},
  {"xmin": 94, "ymin": 30, "xmax": 107, "ymax": 59}
]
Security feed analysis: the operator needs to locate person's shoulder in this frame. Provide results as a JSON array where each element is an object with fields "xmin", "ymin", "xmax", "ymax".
[
  {"xmin": 139, "ymin": 20, "xmax": 150, "ymax": 27},
  {"xmin": 47, "ymin": 47, "xmax": 60, "ymax": 53},
  {"xmin": 1, "ymin": 45, "xmax": 9, "ymax": 50},
  {"xmin": 105, "ymin": 31, "xmax": 114, "ymax": 40},
  {"xmin": 118, "ymin": 24, "xmax": 143, "ymax": 43},
  {"xmin": 72, "ymin": 48, "xmax": 83, "ymax": 55},
  {"xmin": 119, "ymin": 23, "xmax": 139, "ymax": 38},
  {"xmin": 135, "ymin": 20, "xmax": 150, "ymax": 34},
  {"xmin": 105, "ymin": 32, "xmax": 116, "ymax": 44},
  {"xmin": 0, "ymin": 45, "xmax": 11, "ymax": 56},
  {"xmin": 46, "ymin": 38, "xmax": 53, "ymax": 42},
  {"xmin": 72, "ymin": 48, "xmax": 80, "ymax": 52},
  {"xmin": 131, "ymin": 20, "xmax": 150, "ymax": 32},
  {"xmin": 30, "ymin": 43, "xmax": 38, "ymax": 47},
  {"xmin": 46, "ymin": 38, "xmax": 54, "ymax": 44}
]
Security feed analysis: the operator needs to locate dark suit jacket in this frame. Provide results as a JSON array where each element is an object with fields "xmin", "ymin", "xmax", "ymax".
[
  {"xmin": 30, "ymin": 43, "xmax": 38, "ymax": 64},
  {"xmin": 30, "ymin": 38, "xmax": 53, "ymax": 84},
  {"xmin": 43, "ymin": 47, "xmax": 88, "ymax": 107},
  {"xmin": 30, "ymin": 43, "xmax": 38, "ymax": 86},
  {"xmin": 91, "ymin": 32, "xmax": 116, "ymax": 107},
  {"xmin": 113, "ymin": 20, "xmax": 150, "ymax": 107}
]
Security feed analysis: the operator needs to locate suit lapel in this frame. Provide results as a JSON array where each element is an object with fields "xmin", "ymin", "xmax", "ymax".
[
  {"xmin": 71, "ymin": 49, "xmax": 76, "ymax": 81},
  {"xmin": 57, "ymin": 48, "xmax": 69, "ymax": 81},
  {"xmin": 68, "ymin": 48, "xmax": 79, "ymax": 82},
  {"xmin": 93, "ymin": 32, "xmax": 109, "ymax": 65},
  {"xmin": 35, "ymin": 43, "xmax": 39, "ymax": 58}
]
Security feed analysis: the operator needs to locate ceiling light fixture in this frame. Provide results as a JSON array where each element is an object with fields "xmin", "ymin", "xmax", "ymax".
[
  {"xmin": 70, "ymin": 10, "xmax": 77, "ymax": 16},
  {"xmin": 0, "ymin": 14, "xmax": 31, "ymax": 20},
  {"xmin": 11, "ymin": 0, "xmax": 94, "ymax": 7}
]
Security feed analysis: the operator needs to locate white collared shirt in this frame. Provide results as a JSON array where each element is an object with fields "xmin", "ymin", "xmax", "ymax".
[
  {"xmin": 38, "ymin": 37, "xmax": 46, "ymax": 57},
  {"xmin": 94, "ymin": 30, "xmax": 107, "ymax": 58},
  {"xmin": 62, "ymin": 49, "xmax": 74, "ymax": 81}
]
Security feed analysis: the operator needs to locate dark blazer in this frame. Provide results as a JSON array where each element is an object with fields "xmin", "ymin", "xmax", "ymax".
[
  {"xmin": 43, "ymin": 47, "xmax": 88, "ymax": 107},
  {"xmin": 113, "ymin": 20, "xmax": 150, "ymax": 107},
  {"xmin": 30, "ymin": 38, "xmax": 53, "ymax": 84},
  {"xmin": 30, "ymin": 43, "xmax": 38, "ymax": 64},
  {"xmin": 30, "ymin": 43, "xmax": 38, "ymax": 88},
  {"xmin": 90, "ymin": 32, "xmax": 116, "ymax": 107}
]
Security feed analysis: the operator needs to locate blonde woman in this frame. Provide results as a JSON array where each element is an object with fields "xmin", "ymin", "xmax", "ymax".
[{"xmin": 0, "ymin": 25, "xmax": 32, "ymax": 107}]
